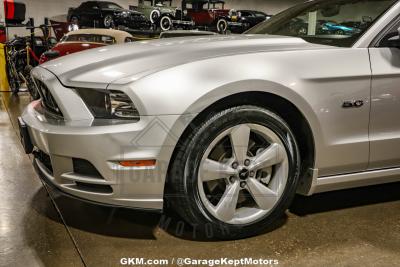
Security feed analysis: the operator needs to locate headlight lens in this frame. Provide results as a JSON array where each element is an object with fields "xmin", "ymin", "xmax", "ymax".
[
  {"xmin": 121, "ymin": 11, "xmax": 129, "ymax": 18},
  {"xmin": 76, "ymin": 88, "xmax": 140, "ymax": 121}
]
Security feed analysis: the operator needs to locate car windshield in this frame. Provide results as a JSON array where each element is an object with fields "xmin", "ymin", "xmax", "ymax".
[
  {"xmin": 98, "ymin": 2, "xmax": 123, "ymax": 9},
  {"xmin": 206, "ymin": 2, "xmax": 224, "ymax": 10},
  {"xmin": 254, "ymin": 11, "xmax": 267, "ymax": 17},
  {"xmin": 247, "ymin": 0, "xmax": 397, "ymax": 47},
  {"xmin": 63, "ymin": 34, "xmax": 116, "ymax": 44},
  {"xmin": 155, "ymin": 0, "xmax": 172, "ymax": 6}
]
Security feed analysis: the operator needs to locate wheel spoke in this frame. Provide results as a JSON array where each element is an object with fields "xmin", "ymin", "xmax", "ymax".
[
  {"xmin": 201, "ymin": 159, "xmax": 236, "ymax": 182},
  {"xmin": 247, "ymin": 178, "xmax": 278, "ymax": 210},
  {"xmin": 230, "ymin": 124, "xmax": 251, "ymax": 165},
  {"xmin": 214, "ymin": 181, "xmax": 240, "ymax": 222},
  {"xmin": 249, "ymin": 143, "xmax": 285, "ymax": 171}
]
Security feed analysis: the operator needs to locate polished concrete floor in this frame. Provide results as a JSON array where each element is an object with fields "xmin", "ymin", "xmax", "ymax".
[{"xmin": 1, "ymin": 91, "xmax": 400, "ymax": 267}]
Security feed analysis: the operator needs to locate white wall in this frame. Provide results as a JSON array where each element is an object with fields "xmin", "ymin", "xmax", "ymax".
[{"xmin": 0, "ymin": 0, "xmax": 304, "ymax": 37}]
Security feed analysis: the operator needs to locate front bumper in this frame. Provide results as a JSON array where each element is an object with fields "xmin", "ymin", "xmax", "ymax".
[
  {"xmin": 20, "ymin": 66, "xmax": 193, "ymax": 211},
  {"xmin": 21, "ymin": 100, "xmax": 174, "ymax": 211}
]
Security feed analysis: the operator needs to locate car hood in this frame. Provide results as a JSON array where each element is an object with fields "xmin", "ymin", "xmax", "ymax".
[{"xmin": 39, "ymin": 34, "xmax": 332, "ymax": 89}]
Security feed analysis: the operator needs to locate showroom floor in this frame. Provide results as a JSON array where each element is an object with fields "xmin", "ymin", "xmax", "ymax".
[{"xmin": 1, "ymin": 91, "xmax": 400, "ymax": 267}]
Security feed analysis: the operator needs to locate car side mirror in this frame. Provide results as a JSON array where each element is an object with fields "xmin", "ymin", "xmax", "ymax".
[
  {"xmin": 380, "ymin": 28, "xmax": 400, "ymax": 48},
  {"xmin": 43, "ymin": 50, "xmax": 60, "ymax": 59}
]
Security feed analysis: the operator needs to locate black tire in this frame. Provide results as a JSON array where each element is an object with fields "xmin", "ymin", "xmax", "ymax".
[
  {"xmin": 6, "ymin": 63, "xmax": 20, "ymax": 94},
  {"xmin": 216, "ymin": 18, "xmax": 228, "ymax": 33},
  {"xmin": 336, "ymin": 30, "xmax": 345, "ymax": 35},
  {"xmin": 160, "ymin": 16, "xmax": 173, "ymax": 31},
  {"xmin": 167, "ymin": 105, "xmax": 301, "ymax": 239},
  {"xmin": 24, "ymin": 65, "xmax": 40, "ymax": 100},
  {"xmin": 103, "ymin": 15, "xmax": 115, "ymax": 28}
]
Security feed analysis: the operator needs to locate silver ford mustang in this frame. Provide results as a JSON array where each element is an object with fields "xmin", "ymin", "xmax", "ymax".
[{"xmin": 19, "ymin": 0, "xmax": 400, "ymax": 239}]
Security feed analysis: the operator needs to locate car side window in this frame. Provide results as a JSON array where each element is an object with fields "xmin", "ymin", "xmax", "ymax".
[
  {"xmin": 241, "ymin": 12, "xmax": 252, "ymax": 17},
  {"xmin": 125, "ymin": 37, "xmax": 135, "ymax": 43},
  {"xmin": 376, "ymin": 17, "xmax": 400, "ymax": 47},
  {"xmin": 80, "ymin": 2, "xmax": 91, "ymax": 9}
]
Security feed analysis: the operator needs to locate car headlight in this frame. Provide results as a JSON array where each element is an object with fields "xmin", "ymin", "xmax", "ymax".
[
  {"xmin": 121, "ymin": 11, "xmax": 129, "ymax": 18},
  {"xmin": 76, "ymin": 88, "xmax": 140, "ymax": 121}
]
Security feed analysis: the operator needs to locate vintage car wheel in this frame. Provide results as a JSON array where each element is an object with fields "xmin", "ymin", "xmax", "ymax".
[
  {"xmin": 167, "ymin": 106, "xmax": 300, "ymax": 239},
  {"xmin": 103, "ymin": 15, "xmax": 115, "ymax": 28},
  {"xmin": 160, "ymin": 16, "xmax": 173, "ymax": 31},
  {"xmin": 150, "ymin": 10, "xmax": 161, "ymax": 24},
  {"xmin": 217, "ymin": 18, "xmax": 228, "ymax": 33}
]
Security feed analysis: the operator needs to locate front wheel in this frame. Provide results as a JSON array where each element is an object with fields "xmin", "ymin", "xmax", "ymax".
[
  {"xmin": 6, "ymin": 64, "xmax": 20, "ymax": 94},
  {"xmin": 216, "ymin": 18, "xmax": 228, "ymax": 33},
  {"xmin": 167, "ymin": 106, "xmax": 301, "ymax": 239},
  {"xmin": 103, "ymin": 15, "xmax": 115, "ymax": 28},
  {"xmin": 160, "ymin": 16, "xmax": 173, "ymax": 31}
]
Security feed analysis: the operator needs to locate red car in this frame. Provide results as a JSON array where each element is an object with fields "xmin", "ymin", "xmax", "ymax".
[
  {"xmin": 39, "ymin": 28, "xmax": 135, "ymax": 64},
  {"xmin": 184, "ymin": 0, "xmax": 244, "ymax": 33},
  {"xmin": 0, "ymin": 25, "xmax": 6, "ymax": 43}
]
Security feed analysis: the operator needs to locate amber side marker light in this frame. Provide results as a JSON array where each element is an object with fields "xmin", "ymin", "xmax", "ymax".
[{"xmin": 119, "ymin": 160, "xmax": 157, "ymax": 167}]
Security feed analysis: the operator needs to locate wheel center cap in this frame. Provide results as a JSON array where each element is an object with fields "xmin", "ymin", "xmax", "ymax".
[{"xmin": 239, "ymin": 168, "xmax": 249, "ymax": 180}]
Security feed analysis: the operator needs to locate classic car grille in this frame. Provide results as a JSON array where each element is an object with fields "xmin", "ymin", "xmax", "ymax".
[{"xmin": 34, "ymin": 79, "xmax": 63, "ymax": 117}]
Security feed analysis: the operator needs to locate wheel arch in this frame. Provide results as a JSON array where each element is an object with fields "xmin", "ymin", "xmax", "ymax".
[{"xmin": 164, "ymin": 91, "xmax": 316, "ymax": 196}]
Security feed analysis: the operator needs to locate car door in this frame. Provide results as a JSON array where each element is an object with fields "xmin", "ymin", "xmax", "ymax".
[{"xmin": 369, "ymin": 17, "xmax": 400, "ymax": 169}]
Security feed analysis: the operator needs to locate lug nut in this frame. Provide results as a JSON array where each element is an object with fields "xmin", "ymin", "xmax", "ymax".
[
  {"xmin": 244, "ymin": 159, "xmax": 251, "ymax": 166},
  {"xmin": 229, "ymin": 176, "xmax": 235, "ymax": 183},
  {"xmin": 249, "ymin": 171, "xmax": 255, "ymax": 177},
  {"xmin": 240, "ymin": 181, "xmax": 246, "ymax": 188},
  {"xmin": 232, "ymin": 162, "xmax": 239, "ymax": 169}
]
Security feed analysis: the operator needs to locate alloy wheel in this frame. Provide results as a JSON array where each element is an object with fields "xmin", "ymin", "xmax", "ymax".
[{"xmin": 197, "ymin": 123, "xmax": 289, "ymax": 225}]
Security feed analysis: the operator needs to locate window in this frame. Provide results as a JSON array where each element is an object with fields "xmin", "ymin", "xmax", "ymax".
[
  {"xmin": 378, "ymin": 16, "xmax": 400, "ymax": 47},
  {"xmin": 98, "ymin": 2, "xmax": 123, "ymax": 9},
  {"xmin": 125, "ymin": 37, "xmax": 135, "ymax": 43},
  {"xmin": 247, "ymin": 0, "xmax": 397, "ymax": 47},
  {"xmin": 80, "ymin": 2, "xmax": 94, "ymax": 9},
  {"xmin": 240, "ymin": 11, "xmax": 253, "ymax": 17},
  {"xmin": 155, "ymin": 0, "xmax": 172, "ymax": 7},
  {"xmin": 254, "ymin": 11, "xmax": 267, "ymax": 18},
  {"xmin": 64, "ymin": 34, "xmax": 116, "ymax": 44},
  {"xmin": 206, "ymin": 2, "xmax": 224, "ymax": 10}
]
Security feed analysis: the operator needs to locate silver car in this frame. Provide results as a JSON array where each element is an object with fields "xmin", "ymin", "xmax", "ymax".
[{"xmin": 19, "ymin": 0, "xmax": 400, "ymax": 239}]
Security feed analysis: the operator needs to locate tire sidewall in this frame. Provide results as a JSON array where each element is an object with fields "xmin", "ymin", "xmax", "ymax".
[
  {"xmin": 160, "ymin": 16, "xmax": 172, "ymax": 31},
  {"xmin": 180, "ymin": 106, "xmax": 300, "ymax": 238},
  {"xmin": 217, "ymin": 19, "xmax": 228, "ymax": 32},
  {"xmin": 104, "ymin": 15, "xmax": 114, "ymax": 28}
]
